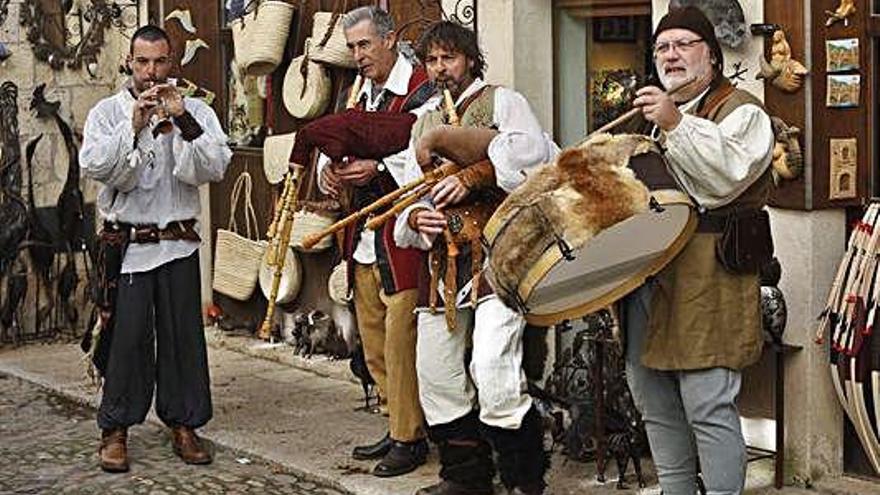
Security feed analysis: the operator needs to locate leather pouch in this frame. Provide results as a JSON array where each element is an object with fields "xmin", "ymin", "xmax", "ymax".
[{"xmin": 715, "ymin": 209, "xmax": 774, "ymax": 274}]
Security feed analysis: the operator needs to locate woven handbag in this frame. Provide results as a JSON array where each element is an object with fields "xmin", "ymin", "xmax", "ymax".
[
  {"xmin": 213, "ymin": 171, "xmax": 267, "ymax": 300},
  {"xmin": 290, "ymin": 209, "xmax": 336, "ymax": 252},
  {"xmin": 263, "ymin": 132, "xmax": 297, "ymax": 185},
  {"xmin": 310, "ymin": 10, "xmax": 357, "ymax": 68},
  {"xmin": 289, "ymin": 162, "xmax": 338, "ymax": 253},
  {"xmin": 282, "ymin": 38, "xmax": 332, "ymax": 119},
  {"xmin": 327, "ymin": 261, "xmax": 351, "ymax": 305},
  {"xmin": 231, "ymin": 0, "xmax": 297, "ymax": 76},
  {"xmin": 258, "ymin": 245, "xmax": 302, "ymax": 303}
]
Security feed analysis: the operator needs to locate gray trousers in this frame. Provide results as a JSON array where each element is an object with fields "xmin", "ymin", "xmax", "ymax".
[
  {"xmin": 624, "ymin": 284, "xmax": 746, "ymax": 495},
  {"xmin": 97, "ymin": 252, "xmax": 212, "ymax": 430}
]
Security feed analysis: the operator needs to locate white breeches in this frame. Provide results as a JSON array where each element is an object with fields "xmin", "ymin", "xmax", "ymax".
[{"xmin": 416, "ymin": 296, "xmax": 533, "ymax": 429}]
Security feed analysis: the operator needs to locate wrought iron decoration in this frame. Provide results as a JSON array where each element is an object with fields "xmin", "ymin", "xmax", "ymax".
[
  {"xmin": 19, "ymin": 0, "xmax": 137, "ymax": 72},
  {"xmin": 447, "ymin": 0, "xmax": 475, "ymax": 28}
]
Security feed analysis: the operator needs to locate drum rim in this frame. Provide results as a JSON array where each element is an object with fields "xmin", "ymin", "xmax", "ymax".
[{"xmin": 518, "ymin": 189, "xmax": 697, "ymax": 326}]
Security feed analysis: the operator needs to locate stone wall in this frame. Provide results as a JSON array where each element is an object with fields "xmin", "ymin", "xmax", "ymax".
[
  {"xmin": 0, "ymin": 0, "xmax": 137, "ymax": 336},
  {"xmin": 1, "ymin": 0, "xmax": 135, "ymax": 206}
]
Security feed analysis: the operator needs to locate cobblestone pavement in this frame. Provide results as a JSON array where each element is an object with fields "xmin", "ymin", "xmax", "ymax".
[{"xmin": 0, "ymin": 373, "xmax": 348, "ymax": 495}]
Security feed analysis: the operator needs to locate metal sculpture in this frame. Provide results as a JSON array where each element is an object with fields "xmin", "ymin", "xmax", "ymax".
[
  {"xmin": 19, "ymin": 0, "xmax": 138, "ymax": 72},
  {"xmin": 0, "ymin": 81, "xmax": 29, "ymax": 344},
  {"xmin": 537, "ymin": 312, "xmax": 648, "ymax": 489},
  {"xmin": 25, "ymin": 134, "xmax": 57, "ymax": 335},
  {"xmin": 31, "ymin": 84, "xmax": 92, "ymax": 334}
]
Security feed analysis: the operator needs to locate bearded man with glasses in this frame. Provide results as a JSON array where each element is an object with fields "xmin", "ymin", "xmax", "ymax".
[{"xmin": 624, "ymin": 6, "xmax": 774, "ymax": 495}]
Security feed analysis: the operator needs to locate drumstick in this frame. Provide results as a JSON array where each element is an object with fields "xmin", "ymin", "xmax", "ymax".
[{"xmin": 580, "ymin": 76, "xmax": 698, "ymax": 142}]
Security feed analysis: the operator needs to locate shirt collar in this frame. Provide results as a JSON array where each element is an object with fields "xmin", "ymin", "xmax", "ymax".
[
  {"xmin": 359, "ymin": 54, "xmax": 413, "ymax": 100},
  {"xmin": 453, "ymin": 78, "xmax": 486, "ymax": 106},
  {"xmin": 679, "ymin": 85, "xmax": 711, "ymax": 114}
]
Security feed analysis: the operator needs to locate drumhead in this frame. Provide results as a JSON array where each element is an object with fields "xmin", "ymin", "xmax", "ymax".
[{"xmin": 519, "ymin": 190, "xmax": 696, "ymax": 326}]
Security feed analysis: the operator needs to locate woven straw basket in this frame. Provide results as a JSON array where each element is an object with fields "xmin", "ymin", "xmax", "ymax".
[
  {"xmin": 283, "ymin": 38, "xmax": 332, "ymax": 119},
  {"xmin": 290, "ymin": 210, "xmax": 336, "ymax": 252},
  {"xmin": 213, "ymin": 172, "xmax": 267, "ymax": 300},
  {"xmin": 231, "ymin": 0, "xmax": 296, "ymax": 76},
  {"xmin": 310, "ymin": 12, "xmax": 357, "ymax": 68},
  {"xmin": 263, "ymin": 132, "xmax": 296, "ymax": 185},
  {"xmin": 258, "ymin": 245, "xmax": 302, "ymax": 304},
  {"xmin": 327, "ymin": 261, "xmax": 351, "ymax": 305}
]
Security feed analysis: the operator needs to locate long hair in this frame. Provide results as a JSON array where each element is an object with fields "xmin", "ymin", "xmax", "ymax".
[{"xmin": 416, "ymin": 21, "xmax": 485, "ymax": 79}]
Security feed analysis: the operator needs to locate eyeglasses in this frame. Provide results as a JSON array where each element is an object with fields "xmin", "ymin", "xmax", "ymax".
[{"xmin": 652, "ymin": 38, "xmax": 704, "ymax": 56}]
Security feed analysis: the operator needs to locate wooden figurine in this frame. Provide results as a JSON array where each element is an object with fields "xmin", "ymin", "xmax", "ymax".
[
  {"xmin": 770, "ymin": 117, "xmax": 803, "ymax": 181},
  {"xmin": 757, "ymin": 30, "xmax": 809, "ymax": 93},
  {"xmin": 826, "ymin": 0, "xmax": 856, "ymax": 27}
]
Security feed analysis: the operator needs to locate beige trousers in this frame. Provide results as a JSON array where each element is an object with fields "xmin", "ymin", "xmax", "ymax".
[{"xmin": 353, "ymin": 263, "xmax": 425, "ymax": 442}]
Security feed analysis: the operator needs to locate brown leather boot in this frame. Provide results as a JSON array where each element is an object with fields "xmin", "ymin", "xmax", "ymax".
[
  {"xmin": 99, "ymin": 428, "xmax": 129, "ymax": 473},
  {"xmin": 171, "ymin": 426, "xmax": 212, "ymax": 465}
]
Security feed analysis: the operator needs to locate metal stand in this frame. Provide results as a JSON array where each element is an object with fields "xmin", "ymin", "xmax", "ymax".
[{"xmin": 746, "ymin": 341, "xmax": 801, "ymax": 489}]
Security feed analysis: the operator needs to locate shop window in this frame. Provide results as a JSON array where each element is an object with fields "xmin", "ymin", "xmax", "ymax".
[{"xmin": 553, "ymin": 8, "xmax": 652, "ymax": 146}]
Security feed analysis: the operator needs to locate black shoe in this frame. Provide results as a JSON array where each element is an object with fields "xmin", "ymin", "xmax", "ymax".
[
  {"xmin": 372, "ymin": 439, "xmax": 428, "ymax": 478},
  {"xmin": 415, "ymin": 480, "xmax": 494, "ymax": 495},
  {"xmin": 352, "ymin": 432, "xmax": 392, "ymax": 460}
]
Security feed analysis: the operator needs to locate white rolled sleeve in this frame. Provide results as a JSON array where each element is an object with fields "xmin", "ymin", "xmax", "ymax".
[
  {"xmin": 664, "ymin": 103, "xmax": 774, "ymax": 209},
  {"xmin": 171, "ymin": 100, "xmax": 232, "ymax": 186},
  {"xmin": 80, "ymin": 103, "xmax": 145, "ymax": 192},
  {"xmin": 488, "ymin": 88, "xmax": 559, "ymax": 192}
]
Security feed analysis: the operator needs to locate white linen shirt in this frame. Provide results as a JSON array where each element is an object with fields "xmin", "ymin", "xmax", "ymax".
[
  {"xmin": 315, "ymin": 55, "xmax": 437, "ymax": 265},
  {"xmin": 80, "ymin": 87, "xmax": 232, "ymax": 273},
  {"xmin": 394, "ymin": 78, "xmax": 559, "ymax": 252},
  {"xmin": 662, "ymin": 90, "xmax": 774, "ymax": 209},
  {"xmin": 393, "ymin": 79, "xmax": 559, "ymax": 306}
]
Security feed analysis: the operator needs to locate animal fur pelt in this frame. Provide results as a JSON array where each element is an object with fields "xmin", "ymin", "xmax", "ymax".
[
  {"xmin": 670, "ymin": 0, "xmax": 748, "ymax": 49},
  {"xmin": 486, "ymin": 134, "xmax": 654, "ymax": 310}
]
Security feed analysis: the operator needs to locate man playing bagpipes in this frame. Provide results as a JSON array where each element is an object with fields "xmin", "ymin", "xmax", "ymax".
[
  {"xmin": 303, "ymin": 6, "xmax": 436, "ymax": 479},
  {"xmin": 388, "ymin": 21, "xmax": 559, "ymax": 495}
]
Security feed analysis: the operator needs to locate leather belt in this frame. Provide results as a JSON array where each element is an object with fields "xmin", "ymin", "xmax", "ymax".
[
  {"xmin": 696, "ymin": 214, "xmax": 726, "ymax": 233},
  {"xmin": 697, "ymin": 210, "xmax": 763, "ymax": 234},
  {"xmin": 104, "ymin": 219, "xmax": 200, "ymax": 244}
]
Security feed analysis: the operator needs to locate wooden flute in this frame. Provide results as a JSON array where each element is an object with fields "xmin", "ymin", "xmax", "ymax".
[{"xmin": 300, "ymin": 162, "xmax": 458, "ymax": 249}]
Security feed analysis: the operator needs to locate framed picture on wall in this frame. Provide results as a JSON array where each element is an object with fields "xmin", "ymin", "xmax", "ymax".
[
  {"xmin": 593, "ymin": 17, "xmax": 637, "ymax": 42},
  {"xmin": 827, "ymin": 74, "xmax": 860, "ymax": 108},
  {"xmin": 826, "ymin": 38, "xmax": 859, "ymax": 73}
]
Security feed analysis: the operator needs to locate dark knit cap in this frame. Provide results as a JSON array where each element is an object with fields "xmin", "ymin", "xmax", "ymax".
[{"xmin": 653, "ymin": 6, "xmax": 723, "ymax": 71}]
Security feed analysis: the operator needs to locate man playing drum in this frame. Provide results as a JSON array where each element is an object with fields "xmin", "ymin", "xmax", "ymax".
[
  {"xmin": 316, "ymin": 6, "xmax": 435, "ymax": 478},
  {"xmin": 393, "ymin": 21, "xmax": 559, "ymax": 495},
  {"xmin": 625, "ymin": 6, "xmax": 774, "ymax": 495}
]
